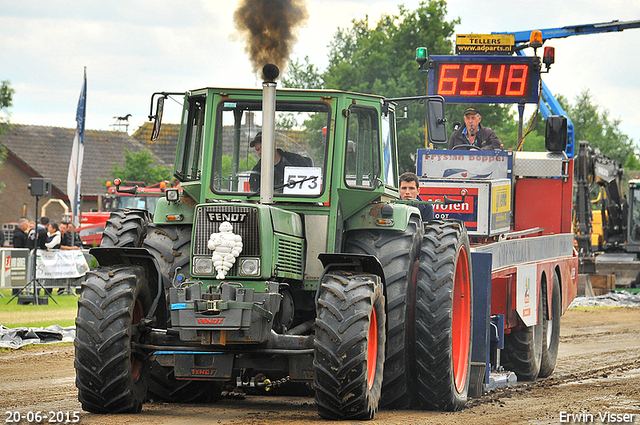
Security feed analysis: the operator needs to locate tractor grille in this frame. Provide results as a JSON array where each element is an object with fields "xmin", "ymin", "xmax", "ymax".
[
  {"xmin": 274, "ymin": 235, "xmax": 304, "ymax": 278},
  {"xmin": 193, "ymin": 205, "xmax": 260, "ymax": 256}
]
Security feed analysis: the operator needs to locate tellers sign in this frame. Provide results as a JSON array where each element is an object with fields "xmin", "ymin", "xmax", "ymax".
[{"xmin": 427, "ymin": 55, "xmax": 540, "ymax": 104}]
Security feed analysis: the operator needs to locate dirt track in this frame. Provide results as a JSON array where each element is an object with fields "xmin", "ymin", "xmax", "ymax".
[{"xmin": 1, "ymin": 307, "xmax": 639, "ymax": 425}]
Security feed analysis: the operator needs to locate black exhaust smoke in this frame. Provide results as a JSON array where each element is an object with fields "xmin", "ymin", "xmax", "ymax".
[{"xmin": 233, "ymin": 0, "xmax": 309, "ymax": 80}]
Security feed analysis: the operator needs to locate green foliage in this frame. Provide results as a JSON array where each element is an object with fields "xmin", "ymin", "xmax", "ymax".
[
  {"xmin": 323, "ymin": 1, "xmax": 459, "ymax": 172},
  {"xmin": 0, "ymin": 80, "xmax": 14, "ymax": 194},
  {"xmin": 281, "ymin": 56, "xmax": 324, "ymax": 89},
  {"xmin": 559, "ymin": 89, "xmax": 636, "ymax": 165},
  {"xmin": 110, "ymin": 148, "xmax": 172, "ymax": 185},
  {"xmin": 220, "ymin": 154, "xmax": 258, "ymax": 178}
]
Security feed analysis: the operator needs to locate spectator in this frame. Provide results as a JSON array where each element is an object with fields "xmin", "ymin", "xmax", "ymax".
[
  {"xmin": 28, "ymin": 216, "xmax": 49, "ymax": 250},
  {"xmin": 59, "ymin": 222, "xmax": 81, "ymax": 250},
  {"xmin": 45, "ymin": 221, "xmax": 61, "ymax": 250},
  {"xmin": 12, "ymin": 218, "xmax": 29, "ymax": 248}
]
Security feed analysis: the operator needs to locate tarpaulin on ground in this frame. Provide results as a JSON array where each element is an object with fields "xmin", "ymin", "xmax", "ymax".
[
  {"xmin": 0, "ymin": 325, "xmax": 75, "ymax": 349},
  {"xmin": 35, "ymin": 250, "xmax": 89, "ymax": 279},
  {"xmin": 569, "ymin": 291, "xmax": 640, "ymax": 308}
]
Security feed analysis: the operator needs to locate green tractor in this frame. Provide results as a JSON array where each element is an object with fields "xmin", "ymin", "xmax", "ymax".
[{"xmin": 74, "ymin": 65, "xmax": 472, "ymax": 420}]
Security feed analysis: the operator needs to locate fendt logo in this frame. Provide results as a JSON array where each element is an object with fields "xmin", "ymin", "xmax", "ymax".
[
  {"xmin": 197, "ymin": 318, "xmax": 224, "ymax": 324},
  {"xmin": 207, "ymin": 212, "xmax": 247, "ymax": 222}
]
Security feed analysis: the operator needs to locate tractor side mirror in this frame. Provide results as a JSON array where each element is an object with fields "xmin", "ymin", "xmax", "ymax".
[
  {"xmin": 151, "ymin": 95, "xmax": 165, "ymax": 142},
  {"xmin": 545, "ymin": 115, "xmax": 567, "ymax": 153},
  {"xmin": 425, "ymin": 96, "xmax": 447, "ymax": 145}
]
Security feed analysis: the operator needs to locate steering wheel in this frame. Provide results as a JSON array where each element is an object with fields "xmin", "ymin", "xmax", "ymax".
[{"xmin": 452, "ymin": 143, "xmax": 477, "ymax": 151}]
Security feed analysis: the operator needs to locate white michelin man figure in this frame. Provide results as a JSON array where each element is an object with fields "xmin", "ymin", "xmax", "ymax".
[{"xmin": 207, "ymin": 221, "xmax": 243, "ymax": 279}]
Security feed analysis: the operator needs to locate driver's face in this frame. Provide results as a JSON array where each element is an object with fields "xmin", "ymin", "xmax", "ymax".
[
  {"xmin": 464, "ymin": 113, "xmax": 482, "ymax": 131},
  {"xmin": 399, "ymin": 180, "xmax": 419, "ymax": 200}
]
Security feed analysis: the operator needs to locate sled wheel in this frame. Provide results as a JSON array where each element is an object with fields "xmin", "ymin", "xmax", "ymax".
[
  {"xmin": 502, "ymin": 273, "xmax": 544, "ymax": 381},
  {"xmin": 415, "ymin": 220, "xmax": 473, "ymax": 411},
  {"xmin": 539, "ymin": 271, "xmax": 561, "ymax": 378},
  {"xmin": 75, "ymin": 265, "xmax": 151, "ymax": 413},
  {"xmin": 314, "ymin": 271, "xmax": 386, "ymax": 420}
]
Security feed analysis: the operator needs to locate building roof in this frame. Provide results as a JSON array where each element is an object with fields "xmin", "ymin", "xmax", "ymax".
[
  {"xmin": 132, "ymin": 122, "xmax": 180, "ymax": 167},
  {"xmin": 0, "ymin": 124, "xmax": 169, "ymax": 197}
]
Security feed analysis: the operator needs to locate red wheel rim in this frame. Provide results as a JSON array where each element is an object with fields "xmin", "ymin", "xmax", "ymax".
[
  {"xmin": 367, "ymin": 307, "xmax": 378, "ymax": 390},
  {"xmin": 131, "ymin": 298, "xmax": 144, "ymax": 381},
  {"xmin": 452, "ymin": 245, "xmax": 471, "ymax": 393}
]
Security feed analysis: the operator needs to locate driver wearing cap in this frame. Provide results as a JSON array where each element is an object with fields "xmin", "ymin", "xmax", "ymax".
[{"xmin": 448, "ymin": 106, "xmax": 503, "ymax": 151}]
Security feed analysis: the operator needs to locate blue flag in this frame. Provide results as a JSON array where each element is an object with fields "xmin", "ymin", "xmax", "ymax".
[{"xmin": 66, "ymin": 68, "xmax": 86, "ymax": 227}]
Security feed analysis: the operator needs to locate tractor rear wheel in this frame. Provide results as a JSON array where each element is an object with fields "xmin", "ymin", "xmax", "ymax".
[
  {"xmin": 343, "ymin": 217, "xmax": 422, "ymax": 408},
  {"xmin": 314, "ymin": 271, "xmax": 386, "ymax": 420},
  {"xmin": 75, "ymin": 265, "xmax": 151, "ymax": 413},
  {"xmin": 414, "ymin": 220, "xmax": 473, "ymax": 411},
  {"xmin": 539, "ymin": 271, "xmax": 561, "ymax": 378},
  {"xmin": 101, "ymin": 209, "xmax": 151, "ymax": 247},
  {"xmin": 502, "ymin": 276, "xmax": 544, "ymax": 381}
]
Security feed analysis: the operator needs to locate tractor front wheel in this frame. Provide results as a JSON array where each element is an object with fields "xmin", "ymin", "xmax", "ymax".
[
  {"xmin": 313, "ymin": 271, "xmax": 386, "ymax": 420},
  {"xmin": 74, "ymin": 265, "xmax": 151, "ymax": 413}
]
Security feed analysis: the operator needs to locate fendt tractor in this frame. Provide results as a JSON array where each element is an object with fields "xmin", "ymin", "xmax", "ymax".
[{"xmin": 74, "ymin": 34, "xmax": 577, "ymax": 420}]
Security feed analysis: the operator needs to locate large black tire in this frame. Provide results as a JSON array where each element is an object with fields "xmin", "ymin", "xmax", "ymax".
[
  {"xmin": 414, "ymin": 220, "xmax": 473, "ymax": 411},
  {"xmin": 343, "ymin": 217, "xmax": 422, "ymax": 408},
  {"xmin": 101, "ymin": 209, "xmax": 151, "ymax": 247},
  {"xmin": 142, "ymin": 223, "xmax": 192, "ymax": 288},
  {"xmin": 502, "ymin": 273, "xmax": 544, "ymax": 381},
  {"xmin": 75, "ymin": 265, "xmax": 152, "ymax": 413},
  {"xmin": 539, "ymin": 271, "xmax": 561, "ymax": 378},
  {"xmin": 314, "ymin": 271, "xmax": 386, "ymax": 420}
]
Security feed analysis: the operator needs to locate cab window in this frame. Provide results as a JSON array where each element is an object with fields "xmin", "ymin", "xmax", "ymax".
[{"xmin": 344, "ymin": 105, "xmax": 381, "ymax": 189}]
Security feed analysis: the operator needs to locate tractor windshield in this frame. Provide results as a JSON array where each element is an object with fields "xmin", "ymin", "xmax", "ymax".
[{"xmin": 211, "ymin": 100, "xmax": 330, "ymax": 198}]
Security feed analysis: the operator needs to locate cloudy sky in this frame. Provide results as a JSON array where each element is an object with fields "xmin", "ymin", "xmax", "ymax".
[{"xmin": 1, "ymin": 0, "xmax": 640, "ymax": 148}]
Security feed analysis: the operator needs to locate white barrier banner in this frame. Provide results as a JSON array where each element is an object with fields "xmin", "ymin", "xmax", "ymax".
[{"xmin": 35, "ymin": 250, "xmax": 89, "ymax": 279}]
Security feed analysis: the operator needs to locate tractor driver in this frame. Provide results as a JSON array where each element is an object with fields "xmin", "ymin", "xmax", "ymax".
[
  {"xmin": 448, "ymin": 106, "xmax": 503, "ymax": 151},
  {"xmin": 248, "ymin": 132, "xmax": 311, "ymax": 192}
]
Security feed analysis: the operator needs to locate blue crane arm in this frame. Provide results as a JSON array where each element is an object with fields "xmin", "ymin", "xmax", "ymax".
[
  {"xmin": 493, "ymin": 19, "xmax": 640, "ymax": 43},
  {"xmin": 497, "ymin": 20, "xmax": 640, "ymax": 157}
]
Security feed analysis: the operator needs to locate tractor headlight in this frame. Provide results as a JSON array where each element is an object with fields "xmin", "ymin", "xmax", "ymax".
[
  {"xmin": 193, "ymin": 257, "xmax": 214, "ymax": 275},
  {"xmin": 166, "ymin": 188, "xmax": 180, "ymax": 203},
  {"xmin": 238, "ymin": 258, "xmax": 260, "ymax": 276}
]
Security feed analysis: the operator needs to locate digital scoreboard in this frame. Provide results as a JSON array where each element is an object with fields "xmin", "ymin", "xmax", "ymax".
[{"xmin": 427, "ymin": 55, "xmax": 541, "ymax": 104}]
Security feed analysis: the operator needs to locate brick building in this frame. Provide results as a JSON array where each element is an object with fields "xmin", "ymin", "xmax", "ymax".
[{"xmin": 0, "ymin": 124, "xmax": 171, "ymax": 239}]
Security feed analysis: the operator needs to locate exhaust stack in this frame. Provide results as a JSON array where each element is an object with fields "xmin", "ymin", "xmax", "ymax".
[{"xmin": 260, "ymin": 64, "xmax": 280, "ymax": 204}]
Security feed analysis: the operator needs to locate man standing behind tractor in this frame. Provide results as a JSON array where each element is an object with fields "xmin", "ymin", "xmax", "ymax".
[
  {"xmin": 399, "ymin": 172, "xmax": 434, "ymax": 222},
  {"xmin": 449, "ymin": 106, "xmax": 502, "ymax": 150}
]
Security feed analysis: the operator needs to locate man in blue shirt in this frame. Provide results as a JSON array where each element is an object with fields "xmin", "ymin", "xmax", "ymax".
[{"xmin": 399, "ymin": 172, "xmax": 434, "ymax": 222}]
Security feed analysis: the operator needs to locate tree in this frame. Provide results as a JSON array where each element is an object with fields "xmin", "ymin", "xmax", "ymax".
[
  {"xmin": 323, "ymin": 1, "xmax": 460, "ymax": 172},
  {"xmin": 281, "ymin": 56, "xmax": 324, "ymax": 89},
  {"xmin": 0, "ymin": 80, "xmax": 14, "ymax": 194},
  {"xmin": 559, "ymin": 90, "xmax": 636, "ymax": 165},
  {"xmin": 110, "ymin": 148, "xmax": 172, "ymax": 185}
]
